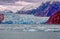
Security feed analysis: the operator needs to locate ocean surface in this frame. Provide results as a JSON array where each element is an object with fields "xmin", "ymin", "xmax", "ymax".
[
  {"xmin": 0, "ymin": 24, "xmax": 60, "ymax": 39},
  {"xmin": 0, "ymin": 32, "xmax": 60, "ymax": 39},
  {"xmin": 0, "ymin": 24, "xmax": 60, "ymax": 32}
]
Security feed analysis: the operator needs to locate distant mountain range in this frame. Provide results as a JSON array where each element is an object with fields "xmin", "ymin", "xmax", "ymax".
[
  {"xmin": 16, "ymin": 1, "xmax": 60, "ymax": 17},
  {"xmin": 0, "ymin": 1, "xmax": 60, "ymax": 17}
]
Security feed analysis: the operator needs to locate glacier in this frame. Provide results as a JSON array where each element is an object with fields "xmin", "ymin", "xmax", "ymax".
[{"xmin": 1, "ymin": 13, "xmax": 49, "ymax": 24}]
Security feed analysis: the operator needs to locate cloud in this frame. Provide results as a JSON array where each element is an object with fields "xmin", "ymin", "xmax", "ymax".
[
  {"xmin": 0, "ymin": 0, "xmax": 39, "ymax": 5},
  {"xmin": 0, "ymin": 0, "xmax": 19, "ymax": 3},
  {"xmin": 20, "ymin": 0, "xmax": 37, "ymax": 2},
  {"xmin": 0, "ymin": 1, "xmax": 39, "ymax": 12},
  {"xmin": 14, "ymin": 1, "xmax": 37, "ymax": 6}
]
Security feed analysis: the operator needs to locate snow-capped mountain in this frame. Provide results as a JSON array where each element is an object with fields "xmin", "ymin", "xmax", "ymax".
[
  {"xmin": 16, "ymin": 1, "xmax": 60, "ymax": 17},
  {"xmin": 34, "ymin": 1, "xmax": 60, "ymax": 17},
  {"xmin": 0, "ymin": 1, "xmax": 60, "ymax": 17},
  {"xmin": 20, "ymin": 3, "xmax": 39, "ymax": 11}
]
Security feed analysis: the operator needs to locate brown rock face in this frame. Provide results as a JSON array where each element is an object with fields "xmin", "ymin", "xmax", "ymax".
[
  {"xmin": 0, "ymin": 14, "xmax": 4, "ymax": 22},
  {"xmin": 46, "ymin": 11, "xmax": 60, "ymax": 24}
]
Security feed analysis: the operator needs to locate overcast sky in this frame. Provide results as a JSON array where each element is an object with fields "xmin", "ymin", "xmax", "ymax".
[{"xmin": 0, "ymin": 0, "xmax": 60, "ymax": 5}]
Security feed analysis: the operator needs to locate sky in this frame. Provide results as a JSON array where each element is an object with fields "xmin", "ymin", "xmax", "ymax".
[{"xmin": 0, "ymin": 0, "xmax": 60, "ymax": 12}]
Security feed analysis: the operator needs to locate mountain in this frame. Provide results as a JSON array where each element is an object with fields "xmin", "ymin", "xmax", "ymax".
[
  {"xmin": 34, "ymin": 1, "xmax": 50, "ymax": 16},
  {"xmin": 16, "ymin": 1, "xmax": 60, "ymax": 17},
  {"xmin": 16, "ymin": 4, "xmax": 38, "ymax": 14},
  {"xmin": 33, "ymin": 1, "xmax": 60, "ymax": 17},
  {"xmin": 46, "ymin": 11, "xmax": 60, "ymax": 24},
  {"xmin": 16, "ymin": 9, "xmax": 36, "ymax": 14}
]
